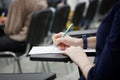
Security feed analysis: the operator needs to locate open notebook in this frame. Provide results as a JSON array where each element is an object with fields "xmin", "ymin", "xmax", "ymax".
[{"xmin": 29, "ymin": 45, "xmax": 96, "ymax": 55}]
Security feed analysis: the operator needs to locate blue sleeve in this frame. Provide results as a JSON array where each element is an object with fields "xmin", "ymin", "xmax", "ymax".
[{"xmin": 87, "ymin": 5, "xmax": 120, "ymax": 80}]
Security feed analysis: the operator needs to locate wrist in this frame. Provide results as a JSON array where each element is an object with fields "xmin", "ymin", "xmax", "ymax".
[
  {"xmin": 74, "ymin": 38, "xmax": 83, "ymax": 47},
  {"xmin": 82, "ymin": 63, "xmax": 94, "ymax": 79},
  {"xmin": 82, "ymin": 63, "xmax": 94, "ymax": 72}
]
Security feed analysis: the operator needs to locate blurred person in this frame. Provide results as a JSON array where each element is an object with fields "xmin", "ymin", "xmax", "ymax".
[
  {"xmin": 0, "ymin": 0, "xmax": 47, "ymax": 54},
  {"xmin": 52, "ymin": 0, "xmax": 120, "ymax": 80}
]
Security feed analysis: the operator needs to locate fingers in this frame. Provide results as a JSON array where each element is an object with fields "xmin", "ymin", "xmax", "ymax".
[
  {"xmin": 57, "ymin": 43, "xmax": 70, "ymax": 50},
  {"xmin": 56, "ymin": 38, "xmax": 66, "ymax": 44},
  {"xmin": 52, "ymin": 32, "xmax": 71, "ymax": 50},
  {"xmin": 52, "ymin": 32, "xmax": 66, "ymax": 46},
  {"xmin": 52, "ymin": 32, "xmax": 63, "ymax": 45},
  {"xmin": 53, "ymin": 32, "xmax": 63, "ymax": 39}
]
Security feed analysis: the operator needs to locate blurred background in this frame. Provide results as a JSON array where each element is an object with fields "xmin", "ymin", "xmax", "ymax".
[{"xmin": 0, "ymin": 0, "xmax": 116, "ymax": 80}]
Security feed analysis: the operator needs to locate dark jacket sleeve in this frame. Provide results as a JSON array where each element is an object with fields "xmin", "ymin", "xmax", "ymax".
[{"xmin": 87, "ymin": 4, "xmax": 120, "ymax": 80}]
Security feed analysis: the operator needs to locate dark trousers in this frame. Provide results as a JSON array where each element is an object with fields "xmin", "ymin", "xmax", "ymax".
[{"xmin": 0, "ymin": 35, "xmax": 27, "ymax": 56}]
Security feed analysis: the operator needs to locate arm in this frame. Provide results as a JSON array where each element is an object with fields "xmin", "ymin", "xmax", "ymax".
[
  {"xmin": 82, "ymin": 3, "xmax": 120, "ymax": 80},
  {"xmin": 63, "ymin": 46, "xmax": 94, "ymax": 80},
  {"xmin": 52, "ymin": 33, "xmax": 96, "ymax": 80},
  {"xmin": 52, "ymin": 32, "xmax": 96, "ymax": 49},
  {"xmin": 87, "ymin": 5, "xmax": 120, "ymax": 80}
]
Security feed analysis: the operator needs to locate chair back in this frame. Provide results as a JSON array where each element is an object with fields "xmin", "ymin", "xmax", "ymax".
[
  {"xmin": 85, "ymin": 0, "xmax": 98, "ymax": 21},
  {"xmin": 50, "ymin": 5, "xmax": 70, "ymax": 33},
  {"xmin": 26, "ymin": 9, "xmax": 52, "ymax": 46},
  {"xmin": 71, "ymin": 2, "xmax": 86, "ymax": 27},
  {"xmin": 80, "ymin": 0, "xmax": 98, "ymax": 29}
]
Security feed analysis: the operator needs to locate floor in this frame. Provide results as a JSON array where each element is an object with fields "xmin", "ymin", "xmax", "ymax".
[
  {"xmin": 0, "ymin": 55, "xmax": 95, "ymax": 80},
  {"xmin": 0, "ymin": 56, "xmax": 81, "ymax": 80}
]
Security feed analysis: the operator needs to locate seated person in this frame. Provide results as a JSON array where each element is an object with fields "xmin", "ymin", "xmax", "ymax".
[
  {"xmin": 0, "ymin": 0, "xmax": 48, "ymax": 55},
  {"xmin": 52, "ymin": 0, "xmax": 120, "ymax": 80}
]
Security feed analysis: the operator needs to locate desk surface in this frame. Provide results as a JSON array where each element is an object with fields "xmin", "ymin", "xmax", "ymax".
[
  {"xmin": 0, "ymin": 73, "xmax": 56, "ymax": 80},
  {"xmin": 68, "ymin": 29, "xmax": 97, "ymax": 37}
]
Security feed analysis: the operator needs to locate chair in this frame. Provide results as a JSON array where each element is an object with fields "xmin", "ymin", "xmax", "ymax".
[
  {"xmin": 26, "ymin": 8, "xmax": 52, "ymax": 47},
  {"xmin": 71, "ymin": 2, "xmax": 86, "ymax": 28},
  {"xmin": 50, "ymin": 5, "xmax": 70, "ymax": 33},
  {"xmin": 45, "ymin": 5, "xmax": 70, "ymax": 45},
  {"xmin": 80, "ymin": 0, "xmax": 99, "ymax": 29},
  {"xmin": 0, "ymin": 8, "xmax": 53, "ymax": 73},
  {"xmin": 26, "ymin": 8, "xmax": 53, "ymax": 72}
]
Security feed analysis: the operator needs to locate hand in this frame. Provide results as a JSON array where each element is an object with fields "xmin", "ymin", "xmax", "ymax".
[
  {"xmin": 52, "ymin": 32, "xmax": 81, "ymax": 50},
  {"xmin": 62, "ymin": 46, "xmax": 86, "ymax": 65},
  {"xmin": 0, "ymin": 16, "xmax": 6, "ymax": 25},
  {"xmin": 63, "ymin": 46, "xmax": 94, "ymax": 79}
]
